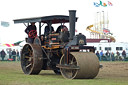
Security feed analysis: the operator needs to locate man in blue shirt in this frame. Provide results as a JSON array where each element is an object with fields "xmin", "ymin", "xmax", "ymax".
[{"xmin": 100, "ymin": 50, "xmax": 103, "ymax": 61}]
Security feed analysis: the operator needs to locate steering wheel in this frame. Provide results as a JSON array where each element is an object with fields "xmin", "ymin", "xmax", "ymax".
[{"xmin": 28, "ymin": 30, "xmax": 37, "ymax": 38}]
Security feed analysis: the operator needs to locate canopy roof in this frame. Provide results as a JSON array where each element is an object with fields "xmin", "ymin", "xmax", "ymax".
[{"xmin": 14, "ymin": 15, "xmax": 78, "ymax": 24}]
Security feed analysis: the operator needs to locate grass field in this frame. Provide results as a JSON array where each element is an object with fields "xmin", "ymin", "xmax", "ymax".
[{"xmin": 0, "ymin": 61, "xmax": 128, "ymax": 85}]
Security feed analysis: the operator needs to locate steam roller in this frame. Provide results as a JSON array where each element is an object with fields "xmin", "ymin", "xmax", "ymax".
[
  {"xmin": 13, "ymin": 10, "xmax": 100, "ymax": 79},
  {"xmin": 59, "ymin": 52, "xmax": 99, "ymax": 79}
]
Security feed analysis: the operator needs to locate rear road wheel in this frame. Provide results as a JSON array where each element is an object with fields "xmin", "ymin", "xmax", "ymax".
[{"xmin": 21, "ymin": 43, "xmax": 43, "ymax": 75}]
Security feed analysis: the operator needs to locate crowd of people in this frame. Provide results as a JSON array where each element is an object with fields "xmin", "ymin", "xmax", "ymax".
[
  {"xmin": 0, "ymin": 48, "xmax": 20, "ymax": 61},
  {"xmin": 96, "ymin": 50, "xmax": 127, "ymax": 61},
  {"xmin": 1, "ymin": 48, "xmax": 127, "ymax": 61}
]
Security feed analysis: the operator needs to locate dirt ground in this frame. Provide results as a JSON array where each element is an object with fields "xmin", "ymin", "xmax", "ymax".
[
  {"xmin": 97, "ymin": 62, "xmax": 128, "ymax": 78},
  {"xmin": 0, "ymin": 61, "xmax": 128, "ymax": 79}
]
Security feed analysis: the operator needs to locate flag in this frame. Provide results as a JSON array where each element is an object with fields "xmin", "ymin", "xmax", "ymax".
[
  {"xmin": 14, "ymin": 40, "xmax": 24, "ymax": 46},
  {"xmin": 75, "ymin": 29, "xmax": 78, "ymax": 32},
  {"xmin": 103, "ymin": 28, "xmax": 110, "ymax": 34},
  {"xmin": 1, "ymin": 21, "xmax": 10, "ymax": 27},
  {"xmin": 108, "ymin": 1, "xmax": 113, "ymax": 6}
]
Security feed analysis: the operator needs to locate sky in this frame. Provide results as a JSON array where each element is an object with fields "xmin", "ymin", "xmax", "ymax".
[{"xmin": 0, "ymin": 0, "xmax": 128, "ymax": 43}]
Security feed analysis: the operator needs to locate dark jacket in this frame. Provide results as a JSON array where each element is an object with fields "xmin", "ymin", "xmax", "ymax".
[
  {"xmin": 12, "ymin": 51, "xmax": 16, "ymax": 55},
  {"xmin": 56, "ymin": 25, "xmax": 68, "ymax": 33},
  {"xmin": 16, "ymin": 51, "xmax": 19, "ymax": 56},
  {"xmin": 44, "ymin": 26, "xmax": 54, "ymax": 35},
  {"xmin": 25, "ymin": 25, "xmax": 37, "ymax": 34},
  {"xmin": 122, "ymin": 51, "xmax": 126, "ymax": 56},
  {"xmin": 1, "ymin": 50, "xmax": 6, "ymax": 57},
  {"xmin": 116, "ymin": 52, "xmax": 120, "ymax": 56}
]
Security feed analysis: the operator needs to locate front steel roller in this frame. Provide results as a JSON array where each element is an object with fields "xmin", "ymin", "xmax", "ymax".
[
  {"xmin": 21, "ymin": 43, "xmax": 43, "ymax": 75},
  {"xmin": 60, "ymin": 52, "xmax": 99, "ymax": 79}
]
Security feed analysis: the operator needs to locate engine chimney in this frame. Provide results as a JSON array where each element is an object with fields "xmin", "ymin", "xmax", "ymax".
[{"xmin": 69, "ymin": 10, "xmax": 76, "ymax": 40}]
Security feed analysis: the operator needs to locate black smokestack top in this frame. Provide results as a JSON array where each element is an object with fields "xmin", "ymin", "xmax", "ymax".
[{"xmin": 69, "ymin": 10, "xmax": 76, "ymax": 40}]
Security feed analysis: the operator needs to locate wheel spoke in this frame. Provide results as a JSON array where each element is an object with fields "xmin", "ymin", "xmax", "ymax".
[
  {"xmin": 26, "ymin": 63, "xmax": 32, "ymax": 68},
  {"xmin": 72, "ymin": 61, "xmax": 77, "ymax": 65},
  {"xmin": 23, "ymin": 51, "xmax": 29, "ymax": 55},
  {"xmin": 69, "ymin": 70, "xmax": 73, "ymax": 78},
  {"xmin": 24, "ymin": 56, "xmax": 33, "ymax": 58}
]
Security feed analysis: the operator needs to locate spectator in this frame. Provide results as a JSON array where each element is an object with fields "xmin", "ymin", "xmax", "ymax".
[
  {"xmin": 16, "ymin": 49, "xmax": 20, "ymax": 61},
  {"xmin": 100, "ymin": 50, "xmax": 103, "ymax": 61},
  {"xmin": 12, "ymin": 49, "xmax": 16, "ymax": 61},
  {"xmin": 8, "ymin": 48, "xmax": 12, "ymax": 59},
  {"xmin": 111, "ymin": 52, "xmax": 115, "ymax": 61},
  {"xmin": 115, "ymin": 51, "xmax": 120, "ymax": 61},
  {"xmin": 101, "ymin": 54, "xmax": 107, "ymax": 61},
  {"xmin": 105, "ymin": 50, "xmax": 110, "ymax": 61},
  {"xmin": 122, "ymin": 50, "xmax": 126, "ymax": 61},
  {"xmin": 96, "ymin": 51, "xmax": 100, "ymax": 60},
  {"xmin": 0, "ymin": 49, "xmax": 6, "ymax": 61}
]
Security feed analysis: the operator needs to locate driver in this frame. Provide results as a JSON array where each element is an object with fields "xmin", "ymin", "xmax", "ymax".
[{"xmin": 25, "ymin": 22, "xmax": 37, "ymax": 43}]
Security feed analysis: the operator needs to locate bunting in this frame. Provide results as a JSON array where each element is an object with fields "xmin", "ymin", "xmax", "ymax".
[{"xmin": 3, "ymin": 44, "xmax": 14, "ymax": 47}]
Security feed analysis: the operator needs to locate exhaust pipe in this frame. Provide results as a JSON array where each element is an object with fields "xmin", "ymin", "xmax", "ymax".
[{"xmin": 69, "ymin": 10, "xmax": 76, "ymax": 40}]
